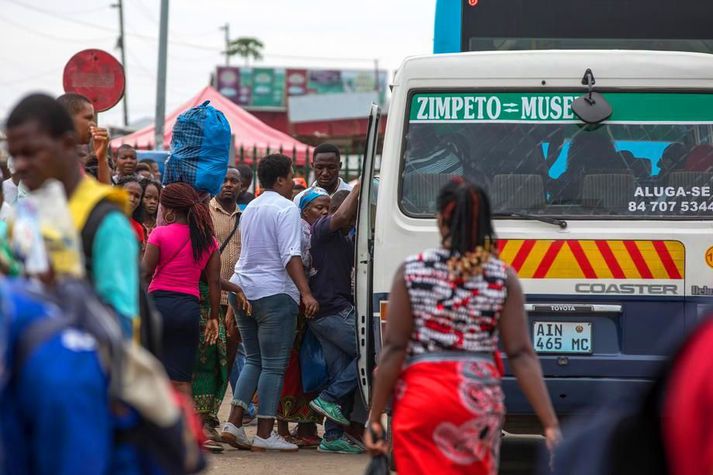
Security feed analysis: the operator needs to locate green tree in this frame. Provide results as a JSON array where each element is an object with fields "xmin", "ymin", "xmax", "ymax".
[{"xmin": 227, "ymin": 37, "xmax": 264, "ymax": 67}]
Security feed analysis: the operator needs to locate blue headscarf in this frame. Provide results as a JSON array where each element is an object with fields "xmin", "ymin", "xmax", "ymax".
[{"xmin": 298, "ymin": 187, "xmax": 329, "ymax": 211}]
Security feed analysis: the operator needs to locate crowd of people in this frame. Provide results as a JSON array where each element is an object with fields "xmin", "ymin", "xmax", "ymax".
[
  {"xmin": 0, "ymin": 90, "xmax": 373, "ymax": 475},
  {"xmin": 11, "ymin": 87, "xmax": 712, "ymax": 475}
]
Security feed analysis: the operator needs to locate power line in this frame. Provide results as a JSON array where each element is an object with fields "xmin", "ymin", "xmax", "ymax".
[
  {"xmin": 5, "ymin": 0, "xmax": 109, "ymax": 15},
  {"xmin": 6, "ymin": 0, "xmax": 386, "ymax": 66},
  {"xmin": 0, "ymin": 14, "xmax": 115, "ymax": 44},
  {"xmin": 5, "ymin": 0, "xmax": 114, "ymax": 32},
  {"xmin": 0, "ymin": 68, "xmax": 61, "ymax": 86}
]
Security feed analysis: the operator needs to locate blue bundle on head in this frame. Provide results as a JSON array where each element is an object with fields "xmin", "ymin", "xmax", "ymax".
[
  {"xmin": 299, "ymin": 187, "xmax": 329, "ymax": 211},
  {"xmin": 163, "ymin": 100, "xmax": 231, "ymax": 195}
]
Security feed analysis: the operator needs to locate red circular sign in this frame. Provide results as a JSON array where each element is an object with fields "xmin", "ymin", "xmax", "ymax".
[{"xmin": 63, "ymin": 49, "xmax": 125, "ymax": 113}]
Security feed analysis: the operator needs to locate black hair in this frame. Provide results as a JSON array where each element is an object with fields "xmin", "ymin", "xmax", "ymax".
[
  {"xmin": 117, "ymin": 144, "xmax": 136, "ymax": 155},
  {"xmin": 117, "ymin": 175, "xmax": 145, "ymax": 222},
  {"xmin": 436, "ymin": 178, "xmax": 496, "ymax": 278},
  {"xmin": 56, "ymin": 93, "xmax": 92, "ymax": 116},
  {"xmin": 330, "ymin": 190, "xmax": 350, "ymax": 213},
  {"xmin": 6, "ymin": 94, "xmax": 75, "ymax": 139},
  {"xmin": 139, "ymin": 158, "xmax": 157, "ymax": 166},
  {"xmin": 258, "ymin": 154, "xmax": 292, "ymax": 189},
  {"xmin": 135, "ymin": 162, "xmax": 152, "ymax": 173},
  {"xmin": 313, "ymin": 143, "xmax": 341, "ymax": 161},
  {"xmin": 235, "ymin": 163, "xmax": 253, "ymax": 186},
  {"xmin": 161, "ymin": 183, "xmax": 215, "ymax": 261}
]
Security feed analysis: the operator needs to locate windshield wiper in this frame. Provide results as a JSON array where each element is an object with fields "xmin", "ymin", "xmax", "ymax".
[{"xmin": 504, "ymin": 212, "xmax": 568, "ymax": 229}]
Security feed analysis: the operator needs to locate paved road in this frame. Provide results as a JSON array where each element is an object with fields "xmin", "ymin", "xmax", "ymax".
[{"xmin": 208, "ymin": 394, "xmax": 540, "ymax": 474}]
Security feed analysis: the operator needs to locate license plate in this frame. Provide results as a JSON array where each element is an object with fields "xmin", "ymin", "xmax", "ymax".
[{"xmin": 532, "ymin": 321, "xmax": 592, "ymax": 354}]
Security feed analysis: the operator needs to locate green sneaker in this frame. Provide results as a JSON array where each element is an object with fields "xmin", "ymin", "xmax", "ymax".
[
  {"xmin": 318, "ymin": 436, "xmax": 365, "ymax": 454},
  {"xmin": 309, "ymin": 397, "xmax": 350, "ymax": 426}
]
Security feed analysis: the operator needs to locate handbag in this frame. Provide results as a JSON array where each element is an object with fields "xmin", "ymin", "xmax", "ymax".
[
  {"xmin": 299, "ymin": 327, "xmax": 329, "ymax": 393},
  {"xmin": 364, "ymin": 455, "xmax": 390, "ymax": 475}
]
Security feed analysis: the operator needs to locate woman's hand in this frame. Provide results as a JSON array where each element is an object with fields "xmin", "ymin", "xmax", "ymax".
[
  {"xmin": 544, "ymin": 425, "xmax": 562, "ymax": 452},
  {"xmin": 204, "ymin": 318, "xmax": 219, "ymax": 345},
  {"xmin": 363, "ymin": 421, "xmax": 388, "ymax": 456},
  {"xmin": 235, "ymin": 289, "xmax": 252, "ymax": 316}
]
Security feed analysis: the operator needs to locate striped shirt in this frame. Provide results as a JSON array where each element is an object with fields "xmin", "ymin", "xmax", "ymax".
[{"xmin": 209, "ymin": 198, "xmax": 241, "ymax": 306}]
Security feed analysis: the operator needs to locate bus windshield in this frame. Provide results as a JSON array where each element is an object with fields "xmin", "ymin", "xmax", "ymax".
[{"xmin": 400, "ymin": 92, "xmax": 713, "ymax": 219}]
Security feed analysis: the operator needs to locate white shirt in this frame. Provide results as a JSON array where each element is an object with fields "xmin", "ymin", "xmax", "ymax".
[
  {"xmin": 230, "ymin": 190, "xmax": 302, "ymax": 304},
  {"xmin": 293, "ymin": 177, "xmax": 353, "ymax": 206},
  {"xmin": 3, "ymin": 179, "xmax": 18, "ymax": 206}
]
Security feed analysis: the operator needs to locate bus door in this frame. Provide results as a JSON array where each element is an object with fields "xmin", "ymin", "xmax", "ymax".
[{"xmin": 355, "ymin": 104, "xmax": 381, "ymax": 407}]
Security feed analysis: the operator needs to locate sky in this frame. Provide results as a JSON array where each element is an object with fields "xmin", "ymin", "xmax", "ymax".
[{"xmin": 0, "ymin": 0, "xmax": 436, "ymax": 127}]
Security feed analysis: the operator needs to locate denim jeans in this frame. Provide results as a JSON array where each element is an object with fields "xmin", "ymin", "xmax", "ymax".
[
  {"xmin": 228, "ymin": 344, "xmax": 256, "ymax": 418},
  {"xmin": 230, "ymin": 293, "xmax": 297, "ymax": 418},
  {"xmin": 308, "ymin": 305, "xmax": 358, "ymax": 440}
]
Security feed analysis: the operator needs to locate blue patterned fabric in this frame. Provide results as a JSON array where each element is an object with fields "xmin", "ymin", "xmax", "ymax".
[{"xmin": 163, "ymin": 100, "xmax": 231, "ymax": 195}]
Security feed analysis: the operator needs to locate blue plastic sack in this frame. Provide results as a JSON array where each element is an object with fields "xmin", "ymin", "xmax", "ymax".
[
  {"xmin": 300, "ymin": 328, "xmax": 328, "ymax": 393},
  {"xmin": 163, "ymin": 100, "xmax": 231, "ymax": 195}
]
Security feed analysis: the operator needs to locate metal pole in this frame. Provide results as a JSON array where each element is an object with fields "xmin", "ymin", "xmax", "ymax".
[
  {"xmin": 155, "ymin": 0, "xmax": 169, "ymax": 150},
  {"xmin": 220, "ymin": 23, "xmax": 231, "ymax": 66},
  {"xmin": 112, "ymin": 0, "xmax": 129, "ymax": 126},
  {"xmin": 374, "ymin": 58, "xmax": 380, "ymax": 94}
]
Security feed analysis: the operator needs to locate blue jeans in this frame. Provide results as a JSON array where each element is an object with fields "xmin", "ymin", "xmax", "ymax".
[
  {"xmin": 230, "ymin": 293, "xmax": 298, "ymax": 419},
  {"xmin": 308, "ymin": 306, "xmax": 358, "ymax": 440},
  {"xmin": 229, "ymin": 344, "xmax": 256, "ymax": 418}
]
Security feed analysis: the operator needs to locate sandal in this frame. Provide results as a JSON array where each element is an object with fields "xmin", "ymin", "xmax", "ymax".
[
  {"xmin": 203, "ymin": 439, "xmax": 224, "ymax": 453},
  {"xmin": 295, "ymin": 434, "xmax": 321, "ymax": 449}
]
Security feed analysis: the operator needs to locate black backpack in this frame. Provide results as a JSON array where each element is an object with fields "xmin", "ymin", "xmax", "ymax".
[{"xmin": 80, "ymin": 199, "xmax": 162, "ymax": 356}]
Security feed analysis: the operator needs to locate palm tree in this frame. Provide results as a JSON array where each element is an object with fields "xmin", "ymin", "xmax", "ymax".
[{"xmin": 227, "ymin": 37, "xmax": 264, "ymax": 67}]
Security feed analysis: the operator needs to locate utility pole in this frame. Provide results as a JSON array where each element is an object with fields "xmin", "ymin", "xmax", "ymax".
[
  {"xmin": 112, "ymin": 0, "xmax": 129, "ymax": 126},
  {"xmin": 374, "ymin": 58, "xmax": 380, "ymax": 97},
  {"xmin": 220, "ymin": 23, "xmax": 230, "ymax": 66},
  {"xmin": 155, "ymin": 0, "xmax": 169, "ymax": 150}
]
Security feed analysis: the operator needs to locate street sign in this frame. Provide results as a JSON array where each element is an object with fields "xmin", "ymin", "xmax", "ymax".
[{"xmin": 62, "ymin": 49, "xmax": 125, "ymax": 112}]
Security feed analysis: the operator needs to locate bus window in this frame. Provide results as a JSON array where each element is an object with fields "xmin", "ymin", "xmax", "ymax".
[{"xmin": 400, "ymin": 92, "xmax": 713, "ymax": 218}]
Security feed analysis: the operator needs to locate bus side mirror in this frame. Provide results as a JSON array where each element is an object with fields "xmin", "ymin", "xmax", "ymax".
[{"xmin": 572, "ymin": 69, "xmax": 612, "ymax": 125}]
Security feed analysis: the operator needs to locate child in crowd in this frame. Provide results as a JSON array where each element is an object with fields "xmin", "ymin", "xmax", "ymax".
[
  {"xmin": 135, "ymin": 162, "xmax": 154, "ymax": 180},
  {"xmin": 117, "ymin": 176, "xmax": 147, "ymax": 252},
  {"xmin": 113, "ymin": 144, "xmax": 138, "ymax": 183},
  {"xmin": 140, "ymin": 179, "xmax": 161, "ymax": 237}
]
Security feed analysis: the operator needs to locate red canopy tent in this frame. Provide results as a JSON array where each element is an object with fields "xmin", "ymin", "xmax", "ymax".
[{"xmin": 110, "ymin": 85, "xmax": 311, "ymax": 165}]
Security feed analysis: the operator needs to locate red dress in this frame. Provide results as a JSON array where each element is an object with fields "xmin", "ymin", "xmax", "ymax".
[
  {"xmin": 129, "ymin": 218, "xmax": 146, "ymax": 250},
  {"xmin": 393, "ymin": 248, "xmax": 508, "ymax": 475}
]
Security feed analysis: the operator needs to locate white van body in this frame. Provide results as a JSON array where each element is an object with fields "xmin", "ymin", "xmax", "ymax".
[{"xmin": 356, "ymin": 50, "xmax": 713, "ymax": 423}]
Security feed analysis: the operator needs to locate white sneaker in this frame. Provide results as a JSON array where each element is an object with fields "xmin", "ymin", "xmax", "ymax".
[
  {"xmin": 220, "ymin": 423, "xmax": 252, "ymax": 450},
  {"xmin": 251, "ymin": 432, "xmax": 299, "ymax": 452}
]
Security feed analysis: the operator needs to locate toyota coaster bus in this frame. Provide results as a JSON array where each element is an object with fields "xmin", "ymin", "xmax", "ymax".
[{"xmin": 355, "ymin": 50, "xmax": 713, "ymax": 430}]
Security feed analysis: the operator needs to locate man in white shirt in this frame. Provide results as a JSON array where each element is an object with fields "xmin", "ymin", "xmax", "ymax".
[
  {"xmin": 222, "ymin": 153, "xmax": 318, "ymax": 453},
  {"xmin": 293, "ymin": 143, "xmax": 352, "ymax": 206}
]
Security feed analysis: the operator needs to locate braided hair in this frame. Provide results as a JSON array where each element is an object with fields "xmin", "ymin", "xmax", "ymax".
[
  {"xmin": 160, "ymin": 183, "xmax": 215, "ymax": 261},
  {"xmin": 436, "ymin": 177, "xmax": 497, "ymax": 280}
]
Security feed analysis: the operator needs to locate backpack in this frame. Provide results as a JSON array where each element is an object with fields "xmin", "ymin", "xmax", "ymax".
[
  {"xmin": 81, "ymin": 199, "xmax": 162, "ymax": 356},
  {"xmin": 545, "ymin": 318, "xmax": 713, "ymax": 475},
  {"xmin": 11, "ymin": 279, "xmax": 206, "ymax": 475}
]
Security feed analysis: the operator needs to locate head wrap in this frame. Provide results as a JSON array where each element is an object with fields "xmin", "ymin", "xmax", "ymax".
[{"xmin": 298, "ymin": 187, "xmax": 329, "ymax": 211}]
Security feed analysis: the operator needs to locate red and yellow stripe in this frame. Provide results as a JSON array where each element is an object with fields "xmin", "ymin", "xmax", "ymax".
[{"xmin": 497, "ymin": 240, "xmax": 684, "ymax": 280}]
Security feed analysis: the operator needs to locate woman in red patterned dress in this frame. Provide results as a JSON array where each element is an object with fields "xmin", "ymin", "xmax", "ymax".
[{"xmin": 365, "ymin": 178, "xmax": 561, "ymax": 474}]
